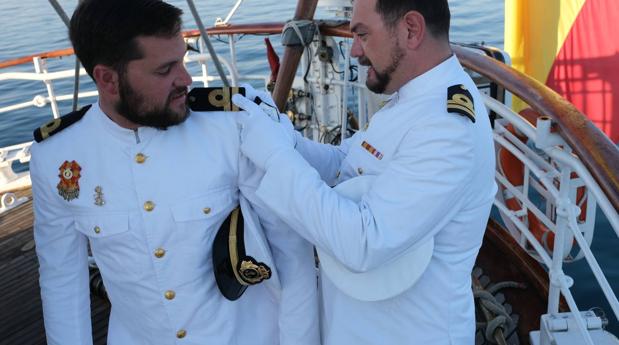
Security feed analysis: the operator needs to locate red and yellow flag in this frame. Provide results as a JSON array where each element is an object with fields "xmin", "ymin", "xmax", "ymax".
[{"xmin": 505, "ymin": 0, "xmax": 619, "ymax": 143}]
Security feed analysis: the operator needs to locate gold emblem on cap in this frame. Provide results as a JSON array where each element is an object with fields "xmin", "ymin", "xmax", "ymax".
[{"xmin": 239, "ymin": 259, "xmax": 272, "ymax": 285}]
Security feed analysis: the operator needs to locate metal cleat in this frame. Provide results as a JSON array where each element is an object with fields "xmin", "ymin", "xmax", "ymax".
[
  {"xmin": 530, "ymin": 312, "xmax": 619, "ymax": 345},
  {"xmin": 0, "ymin": 192, "xmax": 29, "ymax": 215}
]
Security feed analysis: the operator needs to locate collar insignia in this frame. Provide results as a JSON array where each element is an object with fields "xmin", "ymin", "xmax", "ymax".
[
  {"xmin": 447, "ymin": 84, "xmax": 476, "ymax": 123},
  {"xmin": 361, "ymin": 140, "xmax": 383, "ymax": 160},
  {"xmin": 94, "ymin": 186, "xmax": 105, "ymax": 206},
  {"xmin": 57, "ymin": 160, "xmax": 81, "ymax": 201}
]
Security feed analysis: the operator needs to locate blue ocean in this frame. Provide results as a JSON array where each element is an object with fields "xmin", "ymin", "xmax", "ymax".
[{"xmin": 0, "ymin": 0, "xmax": 617, "ymax": 336}]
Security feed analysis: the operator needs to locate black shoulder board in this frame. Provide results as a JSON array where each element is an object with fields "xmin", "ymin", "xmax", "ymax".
[
  {"xmin": 188, "ymin": 87, "xmax": 246, "ymax": 112},
  {"xmin": 33, "ymin": 105, "xmax": 92, "ymax": 143},
  {"xmin": 447, "ymin": 84, "xmax": 475, "ymax": 123},
  {"xmin": 212, "ymin": 206, "xmax": 272, "ymax": 301}
]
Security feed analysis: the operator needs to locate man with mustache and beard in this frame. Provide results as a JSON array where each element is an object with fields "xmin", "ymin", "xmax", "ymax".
[
  {"xmin": 28, "ymin": 0, "xmax": 319, "ymax": 344},
  {"xmin": 230, "ymin": 0, "xmax": 497, "ymax": 344}
]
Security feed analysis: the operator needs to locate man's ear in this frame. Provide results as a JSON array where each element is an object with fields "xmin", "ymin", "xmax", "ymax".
[
  {"xmin": 92, "ymin": 64, "xmax": 120, "ymax": 96},
  {"xmin": 402, "ymin": 11, "xmax": 426, "ymax": 50}
]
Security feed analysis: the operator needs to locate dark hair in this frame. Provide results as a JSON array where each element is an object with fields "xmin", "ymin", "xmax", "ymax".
[
  {"xmin": 69, "ymin": 0, "xmax": 183, "ymax": 79},
  {"xmin": 375, "ymin": 0, "xmax": 450, "ymax": 38}
]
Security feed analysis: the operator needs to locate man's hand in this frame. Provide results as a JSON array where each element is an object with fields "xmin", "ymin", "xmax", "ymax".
[
  {"xmin": 240, "ymin": 83, "xmax": 279, "ymax": 120},
  {"xmin": 240, "ymin": 83, "xmax": 298, "ymax": 145},
  {"xmin": 233, "ymin": 94, "xmax": 295, "ymax": 171}
]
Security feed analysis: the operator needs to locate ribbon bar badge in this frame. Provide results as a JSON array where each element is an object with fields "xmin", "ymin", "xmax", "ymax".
[{"xmin": 361, "ymin": 141, "xmax": 383, "ymax": 160}]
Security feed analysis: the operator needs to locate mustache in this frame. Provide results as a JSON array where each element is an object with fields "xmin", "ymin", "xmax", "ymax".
[
  {"xmin": 170, "ymin": 87, "xmax": 188, "ymax": 99},
  {"xmin": 357, "ymin": 55, "xmax": 371, "ymax": 67}
]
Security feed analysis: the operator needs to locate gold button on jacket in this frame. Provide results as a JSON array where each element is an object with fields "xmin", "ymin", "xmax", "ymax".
[
  {"xmin": 135, "ymin": 153, "xmax": 147, "ymax": 164},
  {"xmin": 143, "ymin": 201, "xmax": 155, "ymax": 212},
  {"xmin": 202, "ymin": 207, "xmax": 211, "ymax": 214},
  {"xmin": 164, "ymin": 290, "xmax": 176, "ymax": 300},
  {"xmin": 154, "ymin": 248, "xmax": 166, "ymax": 258},
  {"xmin": 94, "ymin": 226, "xmax": 101, "ymax": 234},
  {"xmin": 176, "ymin": 329, "xmax": 187, "ymax": 339}
]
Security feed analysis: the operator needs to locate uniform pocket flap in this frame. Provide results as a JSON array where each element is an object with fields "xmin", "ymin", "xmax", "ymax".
[
  {"xmin": 74, "ymin": 213, "xmax": 130, "ymax": 237},
  {"xmin": 171, "ymin": 191, "xmax": 234, "ymax": 222}
]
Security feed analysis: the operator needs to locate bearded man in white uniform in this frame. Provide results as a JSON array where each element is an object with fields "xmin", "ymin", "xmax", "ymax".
[
  {"xmin": 29, "ymin": 0, "xmax": 318, "ymax": 344},
  {"xmin": 230, "ymin": 0, "xmax": 497, "ymax": 344}
]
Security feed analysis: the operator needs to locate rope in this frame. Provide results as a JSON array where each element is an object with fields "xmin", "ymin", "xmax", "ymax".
[
  {"xmin": 282, "ymin": 20, "xmax": 314, "ymax": 46},
  {"xmin": 473, "ymin": 274, "xmax": 526, "ymax": 345}
]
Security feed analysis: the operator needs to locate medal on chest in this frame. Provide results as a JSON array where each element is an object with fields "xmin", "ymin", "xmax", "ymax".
[{"xmin": 57, "ymin": 160, "xmax": 82, "ymax": 201}]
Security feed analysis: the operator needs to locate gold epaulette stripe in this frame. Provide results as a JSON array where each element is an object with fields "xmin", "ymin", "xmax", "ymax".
[
  {"xmin": 33, "ymin": 105, "xmax": 91, "ymax": 142},
  {"xmin": 188, "ymin": 87, "xmax": 245, "ymax": 111},
  {"xmin": 447, "ymin": 85, "xmax": 476, "ymax": 123}
]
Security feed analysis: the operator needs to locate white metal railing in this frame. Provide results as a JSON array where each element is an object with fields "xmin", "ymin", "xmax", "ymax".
[{"xmin": 486, "ymin": 94, "xmax": 619, "ymax": 345}]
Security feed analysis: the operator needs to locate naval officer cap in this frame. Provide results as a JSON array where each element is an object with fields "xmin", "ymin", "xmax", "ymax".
[
  {"xmin": 213, "ymin": 197, "xmax": 273, "ymax": 301},
  {"xmin": 317, "ymin": 175, "xmax": 435, "ymax": 301}
]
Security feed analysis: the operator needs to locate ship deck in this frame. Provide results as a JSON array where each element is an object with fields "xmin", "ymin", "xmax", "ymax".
[
  {"xmin": 0, "ymin": 188, "xmax": 110, "ymax": 345},
  {"xmin": 0, "ymin": 186, "xmax": 553, "ymax": 345}
]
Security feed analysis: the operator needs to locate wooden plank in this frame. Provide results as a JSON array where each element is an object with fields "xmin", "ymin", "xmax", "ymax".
[{"xmin": 0, "ymin": 211, "xmax": 110, "ymax": 344}]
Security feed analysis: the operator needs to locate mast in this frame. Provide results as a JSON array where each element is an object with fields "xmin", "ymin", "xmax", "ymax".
[{"xmin": 271, "ymin": 0, "xmax": 319, "ymax": 111}]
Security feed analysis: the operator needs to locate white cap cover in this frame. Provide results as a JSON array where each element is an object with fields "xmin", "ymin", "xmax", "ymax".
[{"xmin": 317, "ymin": 175, "xmax": 434, "ymax": 301}]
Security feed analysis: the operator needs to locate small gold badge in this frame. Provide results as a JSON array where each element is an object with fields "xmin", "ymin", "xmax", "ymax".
[
  {"xmin": 57, "ymin": 160, "xmax": 81, "ymax": 201},
  {"xmin": 94, "ymin": 186, "xmax": 105, "ymax": 206}
]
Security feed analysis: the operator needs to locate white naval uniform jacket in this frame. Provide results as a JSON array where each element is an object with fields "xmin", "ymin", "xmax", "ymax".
[
  {"xmin": 254, "ymin": 55, "xmax": 498, "ymax": 344},
  {"xmin": 30, "ymin": 103, "xmax": 319, "ymax": 345}
]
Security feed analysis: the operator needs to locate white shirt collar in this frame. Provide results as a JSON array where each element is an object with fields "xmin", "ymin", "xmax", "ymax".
[
  {"xmin": 90, "ymin": 100, "xmax": 159, "ymax": 146},
  {"xmin": 396, "ymin": 54, "xmax": 461, "ymax": 102}
]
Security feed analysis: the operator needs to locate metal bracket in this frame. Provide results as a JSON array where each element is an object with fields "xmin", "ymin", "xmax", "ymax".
[{"xmin": 281, "ymin": 20, "xmax": 317, "ymax": 47}]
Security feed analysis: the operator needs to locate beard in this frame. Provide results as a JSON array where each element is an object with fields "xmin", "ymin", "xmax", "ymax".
[
  {"xmin": 358, "ymin": 38, "xmax": 406, "ymax": 94},
  {"xmin": 115, "ymin": 74, "xmax": 189, "ymax": 130}
]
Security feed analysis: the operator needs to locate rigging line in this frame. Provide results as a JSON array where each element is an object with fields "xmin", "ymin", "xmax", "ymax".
[
  {"xmin": 47, "ymin": 0, "xmax": 81, "ymax": 111},
  {"xmin": 186, "ymin": 0, "xmax": 230, "ymax": 87},
  {"xmin": 214, "ymin": 34, "xmax": 247, "ymax": 45}
]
